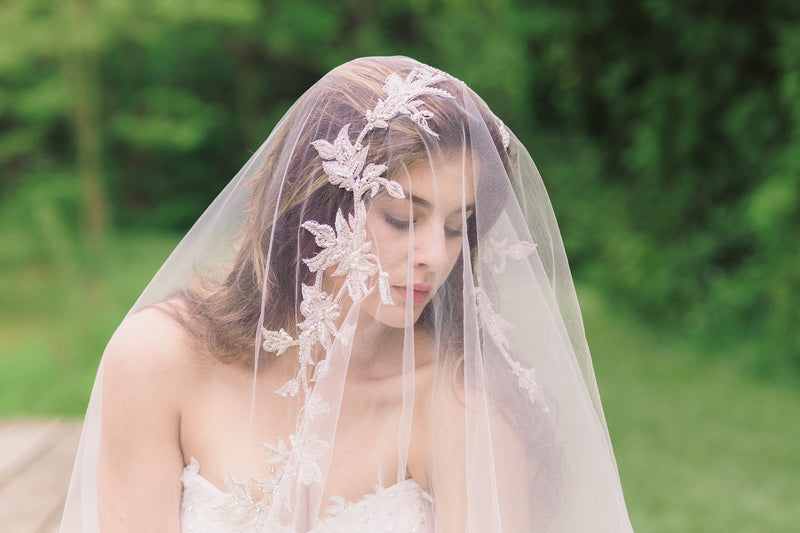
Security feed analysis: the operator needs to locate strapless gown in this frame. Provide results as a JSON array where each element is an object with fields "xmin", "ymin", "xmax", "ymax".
[{"xmin": 180, "ymin": 458, "xmax": 434, "ymax": 532}]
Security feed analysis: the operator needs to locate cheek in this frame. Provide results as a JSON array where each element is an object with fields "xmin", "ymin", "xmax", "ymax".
[
  {"xmin": 444, "ymin": 242, "xmax": 463, "ymax": 272},
  {"xmin": 365, "ymin": 217, "xmax": 407, "ymax": 267}
]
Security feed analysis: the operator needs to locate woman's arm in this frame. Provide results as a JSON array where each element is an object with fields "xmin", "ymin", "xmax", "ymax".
[
  {"xmin": 97, "ymin": 307, "xmax": 188, "ymax": 531},
  {"xmin": 418, "ymin": 381, "xmax": 531, "ymax": 533}
]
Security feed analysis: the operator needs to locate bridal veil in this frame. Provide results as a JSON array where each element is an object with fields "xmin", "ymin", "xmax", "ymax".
[{"xmin": 61, "ymin": 56, "xmax": 634, "ymax": 532}]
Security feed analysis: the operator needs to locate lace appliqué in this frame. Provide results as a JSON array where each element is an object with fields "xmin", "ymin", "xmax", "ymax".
[
  {"xmin": 493, "ymin": 115, "xmax": 510, "ymax": 150},
  {"xmin": 222, "ymin": 63, "xmax": 526, "ymax": 526},
  {"xmin": 238, "ymin": 65, "xmax": 456, "ymax": 523},
  {"xmin": 478, "ymin": 231, "xmax": 547, "ymax": 409},
  {"xmin": 181, "ymin": 459, "xmax": 432, "ymax": 533},
  {"xmin": 319, "ymin": 481, "xmax": 433, "ymax": 532},
  {"xmin": 481, "ymin": 229, "xmax": 536, "ymax": 275},
  {"xmin": 180, "ymin": 458, "xmax": 295, "ymax": 533},
  {"xmin": 366, "ymin": 68, "xmax": 453, "ymax": 136}
]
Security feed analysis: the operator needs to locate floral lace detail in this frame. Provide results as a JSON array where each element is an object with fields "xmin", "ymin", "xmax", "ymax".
[
  {"xmin": 180, "ymin": 458, "xmax": 433, "ymax": 533},
  {"xmin": 365, "ymin": 68, "xmax": 453, "ymax": 136},
  {"xmin": 237, "ymin": 65, "xmax": 456, "ymax": 524},
  {"xmin": 221, "ymin": 63, "xmax": 529, "ymax": 527},
  {"xmin": 180, "ymin": 458, "xmax": 292, "ymax": 533},
  {"xmin": 493, "ymin": 115, "xmax": 510, "ymax": 150},
  {"xmin": 319, "ymin": 480, "xmax": 433, "ymax": 532},
  {"xmin": 481, "ymin": 229, "xmax": 537, "ymax": 275},
  {"xmin": 478, "ymin": 231, "xmax": 547, "ymax": 409}
]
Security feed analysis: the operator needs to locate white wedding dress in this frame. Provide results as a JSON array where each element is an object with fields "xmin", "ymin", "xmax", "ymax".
[{"xmin": 180, "ymin": 459, "xmax": 434, "ymax": 532}]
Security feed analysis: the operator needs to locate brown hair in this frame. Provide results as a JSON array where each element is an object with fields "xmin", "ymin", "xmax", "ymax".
[{"xmin": 174, "ymin": 57, "xmax": 510, "ymax": 365}]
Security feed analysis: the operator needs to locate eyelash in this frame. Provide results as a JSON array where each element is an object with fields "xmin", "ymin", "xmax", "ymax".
[
  {"xmin": 384, "ymin": 215, "xmax": 411, "ymax": 230},
  {"xmin": 384, "ymin": 215, "xmax": 463, "ymax": 238},
  {"xmin": 444, "ymin": 226, "xmax": 463, "ymax": 238}
]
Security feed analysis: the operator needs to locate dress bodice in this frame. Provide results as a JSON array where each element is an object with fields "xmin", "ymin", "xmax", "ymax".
[{"xmin": 180, "ymin": 458, "xmax": 434, "ymax": 533}]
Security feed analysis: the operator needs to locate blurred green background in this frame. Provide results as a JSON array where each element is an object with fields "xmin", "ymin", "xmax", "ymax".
[{"xmin": 1, "ymin": 0, "xmax": 798, "ymax": 530}]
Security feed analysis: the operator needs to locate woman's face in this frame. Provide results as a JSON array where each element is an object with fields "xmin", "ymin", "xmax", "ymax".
[{"xmin": 359, "ymin": 156, "xmax": 476, "ymax": 328}]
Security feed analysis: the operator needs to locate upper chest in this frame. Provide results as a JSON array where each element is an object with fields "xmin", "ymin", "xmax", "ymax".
[{"xmin": 177, "ymin": 362, "xmax": 418, "ymax": 502}]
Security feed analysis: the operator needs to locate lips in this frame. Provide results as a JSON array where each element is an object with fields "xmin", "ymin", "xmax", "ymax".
[{"xmin": 392, "ymin": 284, "xmax": 432, "ymax": 304}]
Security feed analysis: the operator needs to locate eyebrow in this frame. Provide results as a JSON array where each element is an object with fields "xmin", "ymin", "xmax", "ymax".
[{"xmin": 405, "ymin": 192, "xmax": 475, "ymax": 215}]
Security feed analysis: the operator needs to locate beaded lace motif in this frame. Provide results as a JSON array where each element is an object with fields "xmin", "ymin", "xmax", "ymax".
[
  {"xmin": 227, "ymin": 63, "xmax": 540, "ymax": 528},
  {"xmin": 180, "ymin": 458, "xmax": 433, "ymax": 533},
  {"xmin": 254, "ymin": 66, "xmax": 458, "ymax": 518}
]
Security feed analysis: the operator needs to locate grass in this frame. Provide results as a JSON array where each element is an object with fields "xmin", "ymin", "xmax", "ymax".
[
  {"xmin": 0, "ymin": 230, "xmax": 181, "ymax": 415},
  {"xmin": 0, "ymin": 230, "xmax": 798, "ymax": 531},
  {"xmin": 580, "ymin": 287, "xmax": 800, "ymax": 533}
]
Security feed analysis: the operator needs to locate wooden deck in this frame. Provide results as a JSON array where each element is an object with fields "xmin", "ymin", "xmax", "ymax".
[{"xmin": 0, "ymin": 420, "xmax": 82, "ymax": 533}]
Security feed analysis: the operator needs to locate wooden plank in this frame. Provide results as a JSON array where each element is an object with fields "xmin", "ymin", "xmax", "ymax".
[
  {"xmin": 0, "ymin": 421, "xmax": 81, "ymax": 533},
  {"xmin": 35, "ymin": 495, "xmax": 69, "ymax": 533},
  {"xmin": 0, "ymin": 421, "xmax": 62, "ymax": 487}
]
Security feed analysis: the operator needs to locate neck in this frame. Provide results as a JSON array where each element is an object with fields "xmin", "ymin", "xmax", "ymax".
[{"xmin": 346, "ymin": 311, "xmax": 409, "ymax": 380}]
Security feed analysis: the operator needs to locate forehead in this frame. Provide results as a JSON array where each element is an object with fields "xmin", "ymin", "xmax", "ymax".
[{"xmin": 390, "ymin": 157, "xmax": 476, "ymax": 207}]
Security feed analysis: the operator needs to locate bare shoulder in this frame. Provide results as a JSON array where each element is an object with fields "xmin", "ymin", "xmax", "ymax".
[
  {"xmin": 98, "ymin": 302, "xmax": 195, "ymax": 529},
  {"xmin": 104, "ymin": 302, "xmax": 201, "ymax": 380}
]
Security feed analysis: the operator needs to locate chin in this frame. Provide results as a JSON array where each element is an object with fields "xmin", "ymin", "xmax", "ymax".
[{"xmin": 366, "ymin": 304, "xmax": 425, "ymax": 329}]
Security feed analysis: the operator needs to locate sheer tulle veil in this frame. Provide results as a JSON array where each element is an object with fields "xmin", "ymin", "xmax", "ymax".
[{"xmin": 61, "ymin": 56, "xmax": 634, "ymax": 532}]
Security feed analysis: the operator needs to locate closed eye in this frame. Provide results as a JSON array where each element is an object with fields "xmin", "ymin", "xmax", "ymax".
[
  {"xmin": 443, "ymin": 210, "xmax": 473, "ymax": 239},
  {"xmin": 444, "ymin": 225, "xmax": 463, "ymax": 238},
  {"xmin": 385, "ymin": 214, "xmax": 411, "ymax": 230},
  {"xmin": 385, "ymin": 212, "xmax": 470, "ymax": 238}
]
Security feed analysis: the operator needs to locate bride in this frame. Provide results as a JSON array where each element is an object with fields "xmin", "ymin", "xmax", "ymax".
[{"xmin": 60, "ymin": 56, "xmax": 634, "ymax": 532}]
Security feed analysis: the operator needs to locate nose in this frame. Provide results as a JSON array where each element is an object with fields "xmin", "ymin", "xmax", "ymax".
[{"xmin": 413, "ymin": 218, "xmax": 451, "ymax": 272}]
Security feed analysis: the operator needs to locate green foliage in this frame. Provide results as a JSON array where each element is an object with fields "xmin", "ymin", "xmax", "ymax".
[
  {"xmin": 1, "ymin": 0, "xmax": 798, "ymax": 373},
  {"xmin": 582, "ymin": 286, "xmax": 800, "ymax": 532},
  {"xmin": 0, "ymin": 229, "xmax": 180, "ymax": 415},
  {"xmin": 529, "ymin": 0, "xmax": 800, "ymax": 373},
  {"xmin": 0, "ymin": 173, "xmax": 81, "ymax": 269}
]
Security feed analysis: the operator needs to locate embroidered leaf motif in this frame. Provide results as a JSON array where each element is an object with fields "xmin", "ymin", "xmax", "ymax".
[
  {"xmin": 509, "ymin": 241, "xmax": 537, "ymax": 260},
  {"xmin": 311, "ymin": 124, "xmax": 372, "ymax": 195},
  {"xmin": 383, "ymin": 179, "xmax": 405, "ymax": 199},
  {"xmin": 304, "ymin": 393, "xmax": 330, "ymax": 417},
  {"xmin": 356, "ymin": 163, "xmax": 392, "ymax": 198},
  {"xmin": 336, "ymin": 323, "xmax": 356, "ymax": 347},
  {"xmin": 482, "ymin": 229, "xmax": 537, "ymax": 274},
  {"xmin": 378, "ymin": 271, "xmax": 393, "ymax": 306},
  {"xmin": 321, "ymin": 147, "xmax": 369, "ymax": 190},
  {"xmin": 275, "ymin": 378, "xmax": 300, "ymax": 397},
  {"xmin": 303, "ymin": 208, "xmax": 380, "ymax": 302},
  {"xmin": 220, "ymin": 470, "xmax": 264, "ymax": 520},
  {"xmin": 298, "ymin": 284, "xmax": 339, "ymax": 349},
  {"xmin": 310, "ymin": 124, "xmax": 351, "ymax": 160},
  {"xmin": 289, "ymin": 433, "xmax": 330, "ymax": 486},
  {"xmin": 517, "ymin": 365, "xmax": 546, "ymax": 405},
  {"xmin": 476, "ymin": 288, "xmax": 513, "ymax": 351},
  {"xmin": 301, "ymin": 219, "xmax": 340, "ymax": 273},
  {"xmin": 494, "ymin": 115, "xmax": 510, "ymax": 149},
  {"xmin": 476, "ymin": 286, "xmax": 547, "ymax": 411},
  {"xmin": 366, "ymin": 68, "xmax": 455, "ymax": 137},
  {"xmin": 302, "ymin": 220, "xmax": 337, "ymax": 249},
  {"xmin": 311, "ymin": 359, "xmax": 330, "ymax": 381},
  {"xmin": 263, "ymin": 437, "xmax": 290, "ymax": 461},
  {"xmin": 261, "ymin": 328, "xmax": 297, "ymax": 356}
]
